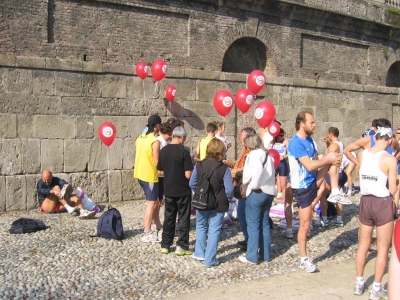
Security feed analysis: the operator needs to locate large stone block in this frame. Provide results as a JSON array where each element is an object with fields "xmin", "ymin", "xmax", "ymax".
[
  {"xmin": 6, "ymin": 175, "xmax": 27, "ymax": 211},
  {"xmin": 17, "ymin": 114, "xmax": 35, "ymax": 138},
  {"xmin": 100, "ymin": 74, "xmax": 127, "ymax": 98},
  {"xmin": 0, "ymin": 113, "xmax": 17, "ymax": 138},
  {"xmin": 159, "ymin": 78, "xmax": 196, "ymax": 101},
  {"xmin": 118, "ymin": 98, "xmax": 167, "ymax": 117},
  {"xmin": 0, "ymin": 176, "xmax": 5, "ymax": 211},
  {"xmin": 93, "ymin": 116, "xmax": 136, "ymax": 139},
  {"xmin": 3, "ymin": 68, "xmax": 33, "ymax": 94},
  {"xmin": 82, "ymin": 74, "xmax": 101, "ymax": 97},
  {"xmin": 61, "ymin": 96, "xmax": 121, "ymax": 116},
  {"xmin": 32, "ymin": 70, "xmax": 55, "ymax": 96},
  {"xmin": 55, "ymin": 72, "xmax": 83, "ymax": 96},
  {"xmin": 34, "ymin": 115, "xmax": 75, "ymax": 138},
  {"xmin": 76, "ymin": 116, "xmax": 95, "ymax": 139},
  {"xmin": 126, "ymin": 77, "xmax": 158, "ymax": 100},
  {"xmin": 41, "ymin": 139, "xmax": 64, "ymax": 173},
  {"xmin": 26, "ymin": 174, "xmax": 40, "ymax": 210},
  {"xmin": 108, "ymin": 170, "xmax": 122, "ymax": 202},
  {"xmin": 69, "ymin": 172, "xmax": 108, "ymax": 204},
  {"xmin": 196, "ymin": 80, "xmax": 218, "ymax": 102},
  {"xmin": 22, "ymin": 139, "xmax": 41, "ymax": 174},
  {"xmin": 121, "ymin": 170, "xmax": 143, "ymax": 201},
  {"xmin": 1, "ymin": 139, "xmax": 22, "ymax": 175},
  {"xmin": 87, "ymin": 139, "xmax": 123, "ymax": 171},
  {"xmin": 64, "ymin": 139, "xmax": 91, "ymax": 172},
  {"xmin": 123, "ymin": 138, "xmax": 135, "ymax": 170}
]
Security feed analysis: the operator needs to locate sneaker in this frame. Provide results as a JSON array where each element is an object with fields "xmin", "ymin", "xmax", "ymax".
[
  {"xmin": 346, "ymin": 190, "xmax": 353, "ymax": 197},
  {"xmin": 327, "ymin": 193, "xmax": 341, "ymax": 204},
  {"xmin": 276, "ymin": 192, "xmax": 283, "ymax": 200},
  {"xmin": 175, "ymin": 246, "xmax": 193, "ymax": 256},
  {"xmin": 353, "ymin": 282, "xmax": 367, "ymax": 296},
  {"xmin": 61, "ymin": 183, "xmax": 73, "ymax": 200},
  {"xmin": 283, "ymin": 229, "xmax": 294, "ymax": 239},
  {"xmin": 331, "ymin": 219, "xmax": 344, "ymax": 227},
  {"xmin": 237, "ymin": 240, "xmax": 247, "ymax": 246},
  {"xmin": 79, "ymin": 209, "xmax": 96, "ymax": 219},
  {"xmin": 238, "ymin": 255, "xmax": 256, "ymax": 264},
  {"xmin": 204, "ymin": 259, "xmax": 220, "ymax": 268},
  {"xmin": 338, "ymin": 197, "xmax": 353, "ymax": 205},
  {"xmin": 160, "ymin": 248, "xmax": 169, "ymax": 254},
  {"xmin": 299, "ymin": 258, "xmax": 317, "ymax": 273},
  {"xmin": 141, "ymin": 233, "xmax": 160, "ymax": 243},
  {"xmin": 312, "ymin": 219, "xmax": 330, "ymax": 227},
  {"xmin": 190, "ymin": 254, "xmax": 205, "ymax": 261},
  {"xmin": 368, "ymin": 287, "xmax": 387, "ymax": 300}
]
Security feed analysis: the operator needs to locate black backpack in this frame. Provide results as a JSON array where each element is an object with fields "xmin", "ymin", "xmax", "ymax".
[
  {"xmin": 192, "ymin": 161, "xmax": 225, "ymax": 211},
  {"xmin": 94, "ymin": 206, "xmax": 124, "ymax": 240},
  {"xmin": 9, "ymin": 218, "xmax": 48, "ymax": 234}
]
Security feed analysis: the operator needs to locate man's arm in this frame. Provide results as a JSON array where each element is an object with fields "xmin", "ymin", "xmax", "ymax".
[
  {"xmin": 385, "ymin": 155, "xmax": 398, "ymax": 197},
  {"xmin": 344, "ymin": 136, "xmax": 369, "ymax": 165},
  {"xmin": 152, "ymin": 140, "xmax": 160, "ymax": 167},
  {"xmin": 298, "ymin": 151, "xmax": 341, "ymax": 172}
]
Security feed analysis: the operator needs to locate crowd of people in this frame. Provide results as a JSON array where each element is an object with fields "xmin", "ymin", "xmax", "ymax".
[{"xmin": 36, "ymin": 113, "xmax": 400, "ymax": 299}]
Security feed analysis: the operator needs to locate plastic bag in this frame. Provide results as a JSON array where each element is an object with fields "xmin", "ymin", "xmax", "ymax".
[
  {"xmin": 228, "ymin": 198, "xmax": 238, "ymax": 220},
  {"xmin": 76, "ymin": 187, "xmax": 100, "ymax": 212}
]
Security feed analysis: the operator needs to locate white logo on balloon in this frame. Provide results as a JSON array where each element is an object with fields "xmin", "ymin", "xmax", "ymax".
[
  {"xmin": 254, "ymin": 108, "xmax": 264, "ymax": 119},
  {"xmin": 255, "ymin": 75, "xmax": 265, "ymax": 86},
  {"xmin": 246, "ymin": 95, "xmax": 254, "ymax": 105},
  {"xmin": 162, "ymin": 65, "xmax": 168, "ymax": 74},
  {"xmin": 102, "ymin": 127, "xmax": 113, "ymax": 138},
  {"xmin": 222, "ymin": 96, "xmax": 233, "ymax": 108},
  {"xmin": 144, "ymin": 66, "xmax": 150, "ymax": 73},
  {"xmin": 270, "ymin": 126, "xmax": 277, "ymax": 134},
  {"xmin": 172, "ymin": 89, "xmax": 176, "ymax": 96}
]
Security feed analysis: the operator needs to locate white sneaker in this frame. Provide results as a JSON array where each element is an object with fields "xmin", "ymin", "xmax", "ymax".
[
  {"xmin": 79, "ymin": 209, "xmax": 96, "ymax": 219},
  {"xmin": 238, "ymin": 255, "xmax": 256, "ymax": 264},
  {"xmin": 338, "ymin": 197, "xmax": 353, "ymax": 205},
  {"xmin": 61, "ymin": 183, "xmax": 73, "ymax": 200},
  {"xmin": 299, "ymin": 258, "xmax": 317, "ymax": 273},
  {"xmin": 141, "ymin": 233, "xmax": 160, "ymax": 243},
  {"xmin": 66, "ymin": 205, "xmax": 79, "ymax": 214},
  {"xmin": 327, "ymin": 193, "xmax": 341, "ymax": 204}
]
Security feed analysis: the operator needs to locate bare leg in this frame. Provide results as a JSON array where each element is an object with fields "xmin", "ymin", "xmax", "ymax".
[
  {"xmin": 285, "ymin": 183, "xmax": 293, "ymax": 229},
  {"xmin": 279, "ymin": 175, "xmax": 287, "ymax": 203},
  {"xmin": 374, "ymin": 221, "xmax": 394, "ymax": 283},
  {"xmin": 67, "ymin": 195, "xmax": 84, "ymax": 210},
  {"xmin": 152, "ymin": 199, "xmax": 162, "ymax": 228},
  {"xmin": 298, "ymin": 205, "xmax": 313, "ymax": 257},
  {"xmin": 345, "ymin": 161, "xmax": 356, "ymax": 192},
  {"xmin": 144, "ymin": 201, "xmax": 160, "ymax": 231},
  {"xmin": 356, "ymin": 223, "xmax": 374, "ymax": 277}
]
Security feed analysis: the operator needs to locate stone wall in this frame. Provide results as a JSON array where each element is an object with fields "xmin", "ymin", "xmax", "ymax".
[{"xmin": 0, "ymin": 55, "xmax": 399, "ymax": 211}]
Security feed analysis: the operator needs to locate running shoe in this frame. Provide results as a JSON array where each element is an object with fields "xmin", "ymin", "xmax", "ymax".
[
  {"xmin": 331, "ymin": 219, "xmax": 344, "ymax": 227},
  {"xmin": 79, "ymin": 209, "xmax": 96, "ymax": 219},
  {"xmin": 368, "ymin": 287, "xmax": 387, "ymax": 300},
  {"xmin": 353, "ymin": 282, "xmax": 367, "ymax": 296},
  {"xmin": 312, "ymin": 219, "xmax": 330, "ymax": 227},
  {"xmin": 190, "ymin": 254, "xmax": 205, "ymax": 261},
  {"xmin": 238, "ymin": 255, "xmax": 256, "ymax": 264},
  {"xmin": 276, "ymin": 192, "xmax": 283, "ymax": 200},
  {"xmin": 299, "ymin": 258, "xmax": 317, "ymax": 273},
  {"xmin": 175, "ymin": 246, "xmax": 193, "ymax": 256},
  {"xmin": 61, "ymin": 183, "xmax": 73, "ymax": 200},
  {"xmin": 160, "ymin": 248, "xmax": 169, "ymax": 254},
  {"xmin": 283, "ymin": 229, "xmax": 294, "ymax": 239},
  {"xmin": 141, "ymin": 233, "xmax": 160, "ymax": 243},
  {"xmin": 204, "ymin": 259, "xmax": 220, "ymax": 268},
  {"xmin": 338, "ymin": 197, "xmax": 353, "ymax": 205},
  {"xmin": 327, "ymin": 193, "xmax": 341, "ymax": 204}
]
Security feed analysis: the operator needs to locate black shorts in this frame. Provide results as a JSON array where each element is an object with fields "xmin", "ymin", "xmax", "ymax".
[
  {"xmin": 325, "ymin": 171, "xmax": 348, "ymax": 188},
  {"xmin": 292, "ymin": 180, "xmax": 317, "ymax": 209},
  {"xmin": 275, "ymin": 159, "xmax": 289, "ymax": 176}
]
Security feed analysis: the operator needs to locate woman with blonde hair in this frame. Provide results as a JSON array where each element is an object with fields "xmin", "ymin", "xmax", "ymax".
[
  {"xmin": 239, "ymin": 134, "xmax": 276, "ymax": 264},
  {"xmin": 189, "ymin": 138, "xmax": 234, "ymax": 267}
]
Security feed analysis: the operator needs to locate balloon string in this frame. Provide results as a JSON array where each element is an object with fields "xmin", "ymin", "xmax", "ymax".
[
  {"xmin": 143, "ymin": 80, "xmax": 145, "ymax": 99},
  {"xmin": 152, "ymin": 82, "xmax": 158, "ymax": 114},
  {"xmin": 169, "ymin": 102, "xmax": 171, "ymax": 113},
  {"xmin": 107, "ymin": 147, "xmax": 110, "ymax": 202}
]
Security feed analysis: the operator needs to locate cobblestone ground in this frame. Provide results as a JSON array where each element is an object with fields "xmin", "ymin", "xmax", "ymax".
[{"xmin": 0, "ymin": 191, "xmax": 365, "ymax": 299}]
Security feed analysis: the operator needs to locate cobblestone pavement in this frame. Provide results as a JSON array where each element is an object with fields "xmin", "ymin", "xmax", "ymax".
[{"xmin": 0, "ymin": 192, "xmax": 365, "ymax": 299}]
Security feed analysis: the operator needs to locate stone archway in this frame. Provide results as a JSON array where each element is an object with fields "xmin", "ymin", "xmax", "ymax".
[
  {"xmin": 386, "ymin": 61, "xmax": 400, "ymax": 87},
  {"xmin": 221, "ymin": 37, "xmax": 267, "ymax": 74}
]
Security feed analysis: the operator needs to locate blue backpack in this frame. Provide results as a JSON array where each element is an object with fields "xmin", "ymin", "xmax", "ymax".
[{"xmin": 94, "ymin": 206, "xmax": 124, "ymax": 240}]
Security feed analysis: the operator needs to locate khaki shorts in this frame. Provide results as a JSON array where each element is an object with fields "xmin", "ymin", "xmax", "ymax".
[{"xmin": 359, "ymin": 195, "xmax": 396, "ymax": 227}]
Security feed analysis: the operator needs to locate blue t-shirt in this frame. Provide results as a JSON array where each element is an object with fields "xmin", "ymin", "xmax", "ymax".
[
  {"xmin": 288, "ymin": 135, "xmax": 317, "ymax": 189},
  {"xmin": 362, "ymin": 129, "xmax": 375, "ymax": 137}
]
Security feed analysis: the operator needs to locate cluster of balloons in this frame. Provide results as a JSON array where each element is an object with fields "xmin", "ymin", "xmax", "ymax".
[
  {"xmin": 213, "ymin": 70, "xmax": 277, "ymax": 131},
  {"xmin": 98, "ymin": 122, "xmax": 116, "ymax": 147},
  {"xmin": 136, "ymin": 60, "xmax": 178, "ymax": 103}
]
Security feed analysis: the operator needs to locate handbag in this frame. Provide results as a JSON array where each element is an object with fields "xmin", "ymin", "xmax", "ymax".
[{"xmin": 238, "ymin": 151, "xmax": 269, "ymax": 199}]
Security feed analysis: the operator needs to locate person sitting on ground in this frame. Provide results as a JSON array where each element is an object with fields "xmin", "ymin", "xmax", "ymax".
[
  {"xmin": 194, "ymin": 122, "xmax": 217, "ymax": 163},
  {"xmin": 37, "ymin": 170, "xmax": 96, "ymax": 219}
]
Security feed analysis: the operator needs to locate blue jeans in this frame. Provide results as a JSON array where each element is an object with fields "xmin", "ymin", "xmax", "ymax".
[
  {"xmin": 194, "ymin": 210, "xmax": 224, "ymax": 267},
  {"xmin": 237, "ymin": 198, "xmax": 248, "ymax": 241},
  {"xmin": 245, "ymin": 190, "xmax": 274, "ymax": 263}
]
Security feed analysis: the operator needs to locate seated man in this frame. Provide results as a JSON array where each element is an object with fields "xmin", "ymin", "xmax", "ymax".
[{"xmin": 37, "ymin": 169, "xmax": 95, "ymax": 219}]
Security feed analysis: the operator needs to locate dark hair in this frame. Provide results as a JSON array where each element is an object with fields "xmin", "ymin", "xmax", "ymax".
[
  {"xmin": 206, "ymin": 138, "xmax": 226, "ymax": 161},
  {"xmin": 274, "ymin": 128, "xmax": 285, "ymax": 142},
  {"xmin": 206, "ymin": 122, "xmax": 217, "ymax": 133},
  {"xmin": 328, "ymin": 127, "xmax": 339, "ymax": 138},
  {"xmin": 376, "ymin": 118, "xmax": 391, "ymax": 128},
  {"xmin": 295, "ymin": 111, "xmax": 312, "ymax": 131},
  {"xmin": 160, "ymin": 122, "xmax": 173, "ymax": 135},
  {"xmin": 241, "ymin": 127, "xmax": 256, "ymax": 136},
  {"xmin": 371, "ymin": 119, "xmax": 379, "ymax": 128}
]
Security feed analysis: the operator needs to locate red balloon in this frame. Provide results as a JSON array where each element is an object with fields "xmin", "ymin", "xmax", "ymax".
[
  {"xmin": 247, "ymin": 70, "xmax": 266, "ymax": 95},
  {"xmin": 268, "ymin": 121, "xmax": 281, "ymax": 137},
  {"xmin": 136, "ymin": 62, "xmax": 149, "ymax": 80},
  {"xmin": 269, "ymin": 149, "xmax": 280, "ymax": 169},
  {"xmin": 395, "ymin": 220, "xmax": 400, "ymax": 261},
  {"xmin": 254, "ymin": 101, "xmax": 276, "ymax": 128},
  {"xmin": 235, "ymin": 88, "xmax": 254, "ymax": 114},
  {"xmin": 151, "ymin": 60, "xmax": 167, "ymax": 81},
  {"xmin": 213, "ymin": 90, "xmax": 234, "ymax": 117},
  {"xmin": 98, "ymin": 122, "xmax": 117, "ymax": 147},
  {"xmin": 165, "ymin": 85, "xmax": 177, "ymax": 102}
]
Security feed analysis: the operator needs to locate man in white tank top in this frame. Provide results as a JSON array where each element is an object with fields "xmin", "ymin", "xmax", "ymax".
[{"xmin": 354, "ymin": 126, "xmax": 397, "ymax": 299}]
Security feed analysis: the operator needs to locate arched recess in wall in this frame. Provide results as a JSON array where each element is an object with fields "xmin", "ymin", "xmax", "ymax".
[
  {"xmin": 386, "ymin": 61, "xmax": 400, "ymax": 87},
  {"xmin": 222, "ymin": 37, "xmax": 267, "ymax": 74}
]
